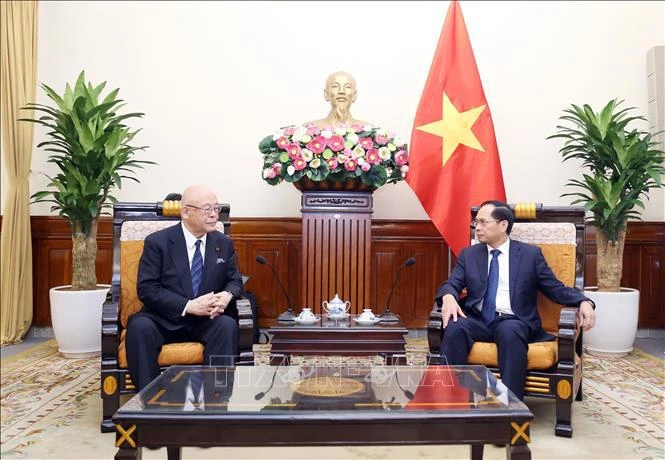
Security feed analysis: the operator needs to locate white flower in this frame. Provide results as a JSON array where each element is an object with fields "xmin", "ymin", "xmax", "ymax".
[
  {"xmin": 291, "ymin": 126, "xmax": 307, "ymax": 142},
  {"xmin": 387, "ymin": 143, "xmax": 397, "ymax": 152},
  {"xmin": 320, "ymin": 129, "xmax": 333, "ymax": 139},
  {"xmin": 376, "ymin": 128, "xmax": 387, "ymax": 137},
  {"xmin": 357, "ymin": 157, "xmax": 365, "ymax": 165},
  {"xmin": 393, "ymin": 136, "xmax": 405, "ymax": 146},
  {"xmin": 309, "ymin": 158, "xmax": 321, "ymax": 169},
  {"xmin": 400, "ymin": 165, "xmax": 409, "ymax": 177},
  {"xmin": 346, "ymin": 133, "xmax": 359, "ymax": 146},
  {"xmin": 363, "ymin": 124, "xmax": 373, "ymax": 131},
  {"xmin": 301, "ymin": 149, "xmax": 314, "ymax": 162},
  {"xmin": 386, "ymin": 167, "xmax": 393, "ymax": 176},
  {"xmin": 287, "ymin": 165, "xmax": 295, "ymax": 176},
  {"xmin": 353, "ymin": 145, "xmax": 365, "ymax": 158},
  {"xmin": 337, "ymin": 153, "xmax": 348, "ymax": 163},
  {"xmin": 334, "ymin": 126, "xmax": 347, "ymax": 136},
  {"xmin": 378, "ymin": 147, "xmax": 391, "ymax": 160},
  {"xmin": 262, "ymin": 168, "xmax": 272, "ymax": 179},
  {"xmin": 301, "ymin": 134, "xmax": 312, "ymax": 144}
]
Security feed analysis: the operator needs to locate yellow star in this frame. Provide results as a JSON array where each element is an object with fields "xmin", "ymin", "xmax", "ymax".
[{"xmin": 416, "ymin": 92, "xmax": 486, "ymax": 166}]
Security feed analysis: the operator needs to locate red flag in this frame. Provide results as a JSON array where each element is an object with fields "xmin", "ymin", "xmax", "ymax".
[{"xmin": 406, "ymin": 0, "xmax": 506, "ymax": 256}]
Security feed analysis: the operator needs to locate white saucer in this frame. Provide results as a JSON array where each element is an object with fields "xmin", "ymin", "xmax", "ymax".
[
  {"xmin": 294, "ymin": 316, "xmax": 320, "ymax": 325},
  {"xmin": 354, "ymin": 317, "xmax": 382, "ymax": 326},
  {"xmin": 326, "ymin": 312, "xmax": 350, "ymax": 320}
]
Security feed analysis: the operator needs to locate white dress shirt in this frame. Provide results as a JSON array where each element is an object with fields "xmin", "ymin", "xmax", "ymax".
[{"xmin": 478, "ymin": 238, "xmax": 514, "ymax": 316}]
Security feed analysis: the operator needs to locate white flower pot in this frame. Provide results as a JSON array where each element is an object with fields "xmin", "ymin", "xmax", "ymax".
[
  {"xmin": 49, "ymin": 284, "xmax": 111, "ymax": 358},
  {"xmin": 583, "ymin": 287, "xmax": 639, "ymax": 358}
]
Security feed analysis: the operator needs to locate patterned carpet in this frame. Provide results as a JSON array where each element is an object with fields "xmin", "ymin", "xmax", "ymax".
[{"xmin": 1, "ymin": 339, "xmax": 663, "ymax": 459}]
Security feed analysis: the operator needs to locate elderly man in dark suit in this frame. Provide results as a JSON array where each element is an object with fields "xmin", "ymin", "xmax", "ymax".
[
  {"xmin": 126, "ymin": 184, "xmax": 242, "ymax": 391},
  {"xmin": 436, "ymin": 200, "xmax": 596, "ymax": 400}
]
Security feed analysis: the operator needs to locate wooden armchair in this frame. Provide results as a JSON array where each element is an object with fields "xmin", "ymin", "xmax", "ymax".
[
  {"xmin": 427, "ymin": 203, "xmax": 585, "ymax": 438},
  {"xmin": 100, "ymin": 199, "xmax": 255, "ymax": 432}
]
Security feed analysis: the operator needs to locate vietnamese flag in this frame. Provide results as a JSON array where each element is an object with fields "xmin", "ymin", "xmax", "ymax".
[{"xmin": 406, "ymin": 0, "xmax": 506, "ymax": 256}]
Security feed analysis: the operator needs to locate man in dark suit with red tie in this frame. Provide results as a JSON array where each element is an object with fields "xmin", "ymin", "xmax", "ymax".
[
  {"xmin": 435, "ymin": 200, "xmax": 596, "ymax": 400},
  {"xmin": 126, "ymin": 184, "xmax": 242, "ymax": 391}
]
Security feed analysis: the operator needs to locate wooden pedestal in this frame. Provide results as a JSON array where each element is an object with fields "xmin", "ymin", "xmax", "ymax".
[{"xmin": 301, "ymin": 191, "xmax": 372, "ymax": 315}]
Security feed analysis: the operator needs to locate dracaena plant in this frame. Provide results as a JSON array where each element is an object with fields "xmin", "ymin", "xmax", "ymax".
[
  {"xmin": 21, "ymin": 71, "xmax": 155, "ymax": 290},
  {"xmin": 548, "ymin": 99, "xmax": 665, "ymax": 292}
]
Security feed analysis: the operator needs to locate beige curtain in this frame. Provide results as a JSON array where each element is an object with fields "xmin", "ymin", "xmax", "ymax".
[{"xmin": 1, "ymin": 1, "xmax": 38, "ymax": 345}]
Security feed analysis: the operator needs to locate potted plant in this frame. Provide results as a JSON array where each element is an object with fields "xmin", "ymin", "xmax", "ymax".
[
  {"xmin": 21, "ymin": 71, "xmax": 154, "ymax": 357},
  {"xmin": 548, "ymin": 99, "xmax": 665, "ymax": 356}
]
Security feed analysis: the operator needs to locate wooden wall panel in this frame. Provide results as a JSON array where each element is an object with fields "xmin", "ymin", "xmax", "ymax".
[{"xmin": 1, "ymin": 215, "xmax": 662, "ymax": 329}]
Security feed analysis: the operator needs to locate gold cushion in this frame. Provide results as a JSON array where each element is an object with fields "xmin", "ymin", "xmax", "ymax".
[
  {"xmin": 117, "ymin": 330, "xmax": 204, "ymax": 369},
  {"xmin": 467, "ymin": 340, "xmax": 558, "ymax": 370}
]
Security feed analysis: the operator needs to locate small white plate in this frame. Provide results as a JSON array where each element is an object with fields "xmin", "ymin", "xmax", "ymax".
[
  {"xmin": 326, "ymin": 312, "xmax": 350, "ymax": 320},
  {"xmin": 354, "ymin": 317, "xmax": 382, "ymax": 326},
  {"xmin": 294, "ymin": 316, "xmax": 320, "ymax": 325}
]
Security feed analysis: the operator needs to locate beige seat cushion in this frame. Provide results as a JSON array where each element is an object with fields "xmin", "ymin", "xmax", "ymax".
[
  {"xmin": 467, "ymin": 340, "xmax": 558, "ymax": 370},
  {"xmin": 117, "ymin": 330, "xmax": 204, "ymax": 369}
]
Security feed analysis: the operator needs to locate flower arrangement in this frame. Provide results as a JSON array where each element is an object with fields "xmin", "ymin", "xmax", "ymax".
[{"xmin": 259, "ymin": 123, "xmax": 409, "ymax": 189}]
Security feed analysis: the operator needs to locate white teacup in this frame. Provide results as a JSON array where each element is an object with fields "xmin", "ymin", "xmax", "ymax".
[
  {"xmin": 358, "ymin": 309, "xmax": 376, "ymax": 321},
  {"xmin": 297, "ymin": 307, "xmax": 316, "ymax": 322}
]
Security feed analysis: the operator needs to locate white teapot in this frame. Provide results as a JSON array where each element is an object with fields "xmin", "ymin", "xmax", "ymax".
[
  {"xmin": 358, "ymin": 309, "xmax": 377, "ymax": 321},
  {"xmin": 296, "ymin": 307, "xmax": 316, "ymax": 322},
  {"xmin": 322, "ymin": 294, "xmax": 351, "ymax": 317}
]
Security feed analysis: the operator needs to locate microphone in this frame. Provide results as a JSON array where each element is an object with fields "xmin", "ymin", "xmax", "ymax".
[
  {"xmin": 254, "ymin": 363, "xmax": 282, "ymax": 400},
  {"xmin": 396, "ymin": 370, "xmax": 414, "ymax": 400},
  {"xmin": 256, "ymin": 255, "xmax": 296, "ymax": 322},
  {"xmin": 379, "ymin": 257, "xmax": 416, "ymax": 323}
]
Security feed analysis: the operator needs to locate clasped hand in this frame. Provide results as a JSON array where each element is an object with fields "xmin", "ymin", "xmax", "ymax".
[{"xmin": 187, "ymin": 291, "xmax": 233, "ymax": 319}]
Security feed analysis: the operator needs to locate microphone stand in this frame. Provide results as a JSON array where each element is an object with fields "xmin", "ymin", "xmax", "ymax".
[
  {"xmin": 256, "ymin": 255, "xmax": 296, "ymax": 322},
  {"xmin": 380, "ymin": 257, "xmax": 416, "ymax": 323}
]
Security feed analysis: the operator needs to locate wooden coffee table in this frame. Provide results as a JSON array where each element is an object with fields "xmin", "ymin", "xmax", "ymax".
[
  {"xmin": 112, "ymin": 364, "xmax": 533, "ymax": 460},
  {"xmin": 267, "ymin": 318, "xmax": 409, "ymax": 365}
]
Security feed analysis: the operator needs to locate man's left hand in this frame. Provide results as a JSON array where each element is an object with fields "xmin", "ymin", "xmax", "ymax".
[
  {"xmin": 210, "ymin": 291, "xmax": 233, "ymax": 319},
  {"xmin": 578, "ymin": 300, "xmax": 596, "ymax": 331}
]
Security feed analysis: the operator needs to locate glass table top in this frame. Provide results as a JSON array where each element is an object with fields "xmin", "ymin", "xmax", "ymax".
[{"xmin": 117, "ymin": 365, "xmax": 528, "ymax": 415}]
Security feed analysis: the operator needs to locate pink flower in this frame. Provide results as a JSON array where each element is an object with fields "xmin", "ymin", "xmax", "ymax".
[
  {"xmin": 326, "ymin": 134, "xmax": 345, "ymax": 152},
  {"xmin": 306, "ymin": 136, "xmax": 326, "ymax": 155},
  {"xmin": 283, "ymin": 126, "xmax": 296, "ymax": 136},
  {"xmin": 306, "ymin": 124, "xmax": 321, "ymax": 136},
  {"xmin": 375, "ymin": 134, "xmax": 389, "ymax": 145},
  {"xmin": 271, "ymin": 163, "xmax": 282, "ymax": 173},
  {"xmin": 350, "ymin": 123, "xmax": 365, "ymax": 132},
  {"xmin": 395, "ymin": 150, "xmax": 409, "ymax": 166},
  {"xmin": 366, "ymin": 148, "xmax": 381, "ymax": 165},
  {"xmin": 294, "ymin": 158, "xmax": 307, "ymax": 171},
  {"xmin": 287, "ymin": 143, "xmax": 302, "ymax": 160},
  {"xmin": 358, "ymin": 137, "xmax": 373, "ymax": 150},
  {"xmin": 327, "ymin": 157, "xmax": 338, "ymax": 170},
  {"xmin": 276, "ymin": 137, "xmax": 290, "ymax": 149},
  {"xmin": 344, "ymin": 159, "xmax": 358, "ymax": 171},
  {"xmin": 361, "ymin": 162, "xmax": 371, "ymax": 172}
]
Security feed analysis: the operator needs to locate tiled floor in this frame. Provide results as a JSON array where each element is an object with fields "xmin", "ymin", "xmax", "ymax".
[{"xmin": 3, "ymin": 329, "xmax": 663, "ymax": 359}]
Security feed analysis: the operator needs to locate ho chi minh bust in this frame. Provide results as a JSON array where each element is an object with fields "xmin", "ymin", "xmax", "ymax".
[{"xmin": 308, "ymin": 71, "xmax": 370, "ymax": 130}]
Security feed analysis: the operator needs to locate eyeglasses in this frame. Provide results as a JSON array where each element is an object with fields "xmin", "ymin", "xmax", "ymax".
[
  {"xmin": 185, "ymin": 204, "xmax": 223, "ymax": 216},
  {"xmin": 471, "ymin": 219, "xmax": 500, "ymax": 228}
]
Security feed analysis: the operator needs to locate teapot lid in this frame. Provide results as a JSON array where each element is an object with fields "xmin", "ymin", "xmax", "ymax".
[{"xmin": 329, "ymin": 293, "xmax": 344, "ymax": 304}]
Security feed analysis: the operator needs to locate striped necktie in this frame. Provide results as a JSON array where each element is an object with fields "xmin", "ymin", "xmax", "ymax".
[{"xmin": 191, "ymin": 240, "xmax": 203, "ymax": 297}]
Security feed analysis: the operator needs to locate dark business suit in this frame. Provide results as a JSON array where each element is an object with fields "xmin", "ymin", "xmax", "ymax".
[
  {"xmin": 435, "ymin": 239, "xmax": 590, "ymax": 399},
  {"xmin": 126, "ymin": 223, "xmax": 243, "ymax": 390}
]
